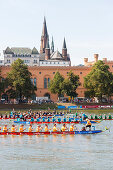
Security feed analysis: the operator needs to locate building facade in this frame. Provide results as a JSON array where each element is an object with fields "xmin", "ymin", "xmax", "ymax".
[
  {"xmin": 2, "ymin": 17, "xmax": 71, "ymax": 67},
  {"xmin": 1, "ymin": 18, "xmax": 113, "ymax": 101}
]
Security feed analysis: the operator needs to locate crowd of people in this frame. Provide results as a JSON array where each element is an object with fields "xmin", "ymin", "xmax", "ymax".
[{"xmin": 0, "ymin": 109, "xmax": 66, "ymax": 120}]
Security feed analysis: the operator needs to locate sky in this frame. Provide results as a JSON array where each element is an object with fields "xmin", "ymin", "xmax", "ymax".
[{"xmin": 0, "ymin": 0, "xmax": 113, "ymax": 65}]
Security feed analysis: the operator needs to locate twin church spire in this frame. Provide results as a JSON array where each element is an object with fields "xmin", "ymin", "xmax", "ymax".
[{"xmin": 40, "ymin": 17, "xmax": 67, "ymax": 60}]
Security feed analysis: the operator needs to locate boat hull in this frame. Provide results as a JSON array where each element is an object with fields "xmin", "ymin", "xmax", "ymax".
[
  {"xmin": 0, "ymin": 130, "xmax": 103, "ymax": 135},
  {"xmin": 14, "ymin": 120, "xmax": 100, "ymax": 124}
]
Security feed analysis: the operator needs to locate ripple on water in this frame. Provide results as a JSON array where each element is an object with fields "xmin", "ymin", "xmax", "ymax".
[{"xmin": 0, "ymin": 117, "xmax": 113, "ymax": 169}]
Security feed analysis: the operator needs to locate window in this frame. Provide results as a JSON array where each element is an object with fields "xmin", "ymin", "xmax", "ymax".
[
  {"xmin": 44, "ymin": 77, "xmax": 50, "ymax": 88},
  {"xmin": 44, "ymin": 78, "xmax": 47, "ymax": 88},
  {"xmin": 53, "ymin": 72, "xmax": 55, "ymax": 74},
  {"xmin": 0, "ymin": 60, "xmax": 3, "ymax": 63},
  {"xmin": 58, "ymin": 62, "xmax": 59, "ymax": 64},
  {"xmin": 39, "ymin": 72, "xmax": 41, "ymax": 74},
  {"xmin": 80, "ymin": 72, "xmax": 82, "ymax": 74},
  {"xmin": 7, "ymin": 59, "xmax": 10, "ymax": 63},
  {"xmin": 48, "ymin": 78, "xmax": 50, "ymax": 87},
  {"xmin": 30, "ymin": 78, "xmax": 33, "ymax": 84},
  {"xmin": 24, "ymin": 60, "xmax": 30, "ymax": 63},
  {"xmin": 34, "ymin": 78, "xmax": 36, "ymax": 87},
  {"xmin": 34, "ymin": 60, "xmax": 37, "ymax": 63}
]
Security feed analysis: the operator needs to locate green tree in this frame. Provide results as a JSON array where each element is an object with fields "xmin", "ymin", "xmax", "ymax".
[
  {"xmin": 48, "ymin": 71, "xmax": 64, "ymax": 100},
  {"xmin": 84, "ymin": 60, "xmax": 113, "ymax": 102},
  {"xmin": 63, "ymin": 71, "xmax": 80, "ymax": 100},
  {"xmin": 6, "ymin": 59, "xmax": 37, "ymax": 102},
  {"xmin": 0, "ymin": 69, "xmax": 5, "ymax": 97}
]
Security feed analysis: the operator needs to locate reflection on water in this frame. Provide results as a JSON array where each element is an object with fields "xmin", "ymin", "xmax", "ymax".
[{"xmin": 0, "ymin": 117, "xmax": 113, "ymax": 170}]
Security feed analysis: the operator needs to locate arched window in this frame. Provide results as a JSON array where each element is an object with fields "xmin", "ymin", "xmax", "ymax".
[
  {"xmin": 34, "ymin": 78, "xmax": 37, "ymax": 87},
  {"xmin": 44, "ymin": 78, "xmax": 47, "ymax": 88},
  {"xmin": 48, "ymin": 78, "xmax": 50, "ymax": 87}
]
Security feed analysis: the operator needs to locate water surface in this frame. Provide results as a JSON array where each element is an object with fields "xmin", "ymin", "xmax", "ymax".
[{"xmin": 0, "ymin": 114, "xmax": 113, "ymax": 170}]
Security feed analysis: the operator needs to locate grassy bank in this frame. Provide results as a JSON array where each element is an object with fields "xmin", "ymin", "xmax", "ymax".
[{"xmin": 0, "ymin": 103, "xmax": 57, "ymax": 112}]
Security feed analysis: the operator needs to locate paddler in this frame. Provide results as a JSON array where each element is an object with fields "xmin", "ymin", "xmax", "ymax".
[
  {"xmin": 3, "ymin": 124, "xmax": 9, "ymax": 132},
  {"xmin": 28, "ymin": 124, "xmax": 34, "ymax": 132},
  {"xmin": 11, "ymin": 124, "xmax": 17, "ymax": 132},
  {"xmin": 45, "ymin": 124, "xmax": 50, "ymax": 132},
  {"xmin": 85, "ymin": 119, "xmax": 91, "ymax": 131},
  {"xmin": 69, "ymin": 124, "xmax": 75, "ymax": 131},
  {"xmin": 61, "ymin": 123, "xmax": 68, "ymax": 132},
  {"xmin": 36, "ymin": 125, "xmax": 43, "ymax": 132},
  {"xmin": 53, "ymin": 124, "xmax": 59, "ymax": 132},
  {"xmin": 19, "ymin": 125, "xmax": 26, "ymax": 132}
]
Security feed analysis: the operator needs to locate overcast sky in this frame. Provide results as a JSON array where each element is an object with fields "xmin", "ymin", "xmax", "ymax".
[{"xmin": 0, "ymin": 0, "xmax": 113, "ymax": 65}]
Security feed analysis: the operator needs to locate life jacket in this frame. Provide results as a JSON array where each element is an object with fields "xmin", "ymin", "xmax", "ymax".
[
  {"xmin": 45, "ymin": 126, "xmax": 49, "ymax": 132},
  {"xmin": 11, "ymin": 127, "xmax": 15, "ymax": 132},
  {"xmin": 53, "ymin": 126, "xmax": 57, "ymax": 132},
  {"xmin": 87, "ymin": 120, "xmax": 91, "ymax": 125},
  {"xmin": 28, "ymin": 127, "xmax": 32, "ymax": 132},
  {"xmin": 70, "ymin": 126, "xmax": 74, "ymax": 131},
  {"xmin": 19, "ymin": 127, "xmax": 24, "ymax": 132},
  {"xmin": 61, "ymin": 126, "xmax": 66, "ymax": 132},
  {"xmin": 3, "ymin": 127, "xmax": 7, "ymax": 132}
]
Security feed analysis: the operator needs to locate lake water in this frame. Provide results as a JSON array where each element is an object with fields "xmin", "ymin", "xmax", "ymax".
[{"xmin": 0, "ymin": 113, "xmax": 113, "ymax": 170}]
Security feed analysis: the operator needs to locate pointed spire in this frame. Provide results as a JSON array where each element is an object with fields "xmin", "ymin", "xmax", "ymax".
[
  {"xmin": 51, "ymin": 36, "xmax": 54, "ymax": 53},
  {"xmin": 42, "ymin": 16, "xmax": 48, "ymax": 37},
  {"xmin": 46, "ymin": 37, "xmax": 50, "ymax": 49},
  {"xmin": 63, "ymin": 37, "xmax": 67, "ymax": 49}
]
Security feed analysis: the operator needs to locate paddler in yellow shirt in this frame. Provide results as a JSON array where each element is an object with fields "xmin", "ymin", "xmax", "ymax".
[
  {"xmin": 53, "ymin": 124, "xmax": 59, "ymax": 132},
  {"xmin": 61, "ymin": 123, "xmax": 68, "ymax": 132},
  {"xmin": 3, "ymin": 125, "xmax": 9, "ymax": 132},
  {"xmin": 45, "ymin": 124, "xmax": 50, "ymax": 132},
  {"xmin": 69, "ymin": 124, "xmax": 75, "ymax": 131},
  {"xmin": 86, "ymin": 119, "xmax": 91, "ymax": 131},
  {"xmin": 11, "ymin": 124, "xmax": 17, "ymax": 132},
  {"xmin": 28, "ymin": 124, "xmax": 34, "ymax": 132},
  {"xmin": 36, "ymin": 125, "xmax": 43, "ymax": 132},
  {"xmin": 19, "ymin": 125, "xmax": 26, "ymax": 132}
]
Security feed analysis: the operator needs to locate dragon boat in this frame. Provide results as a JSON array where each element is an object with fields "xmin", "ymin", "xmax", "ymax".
[{"xmin": 0, "ymin": 130, "xmax": 103, "ymax": 135}]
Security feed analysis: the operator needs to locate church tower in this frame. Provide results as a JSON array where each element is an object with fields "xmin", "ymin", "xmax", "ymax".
[
  {"xmin": 40, "ymin": 17, "xmax": 48, "ymax": 54},
  {"xmin": 45, "ymin": 37, "xmax": 50, "ymax": 60},
  {"xmin": 51, "ymin": 36, "xmax": 54, "ymax": 53},
  {"xmin": 62, "ymin": 37, "xmax": 67, "ymax": 60}
]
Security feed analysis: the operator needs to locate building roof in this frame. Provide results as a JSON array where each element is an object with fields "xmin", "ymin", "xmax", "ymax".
[
  {"xmin": 63, "ymin": 37, "xmax": 67, "ymax": 49},
  {"xmin": 5, "ymin": 47, "xmax": 13, "ymax": 54},
  {"xmin": 11, "ymin": 47, "xmax": 32, "ymax": 55},
  {"xmin": 32, "ymin": 47, "xmax": 39, "ymax": 54},
  {"xmin": 50, "ymin": 50, "xmax": 64, "ymax": 60},
  {"xmin": 42, "ymin": 17, "xmax": 48, "ymax": 38}
]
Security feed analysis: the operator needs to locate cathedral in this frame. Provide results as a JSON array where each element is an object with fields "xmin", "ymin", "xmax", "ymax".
[{"xmin": 2, "ymin": 17, "xmax": 71, "ymax": 67}]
